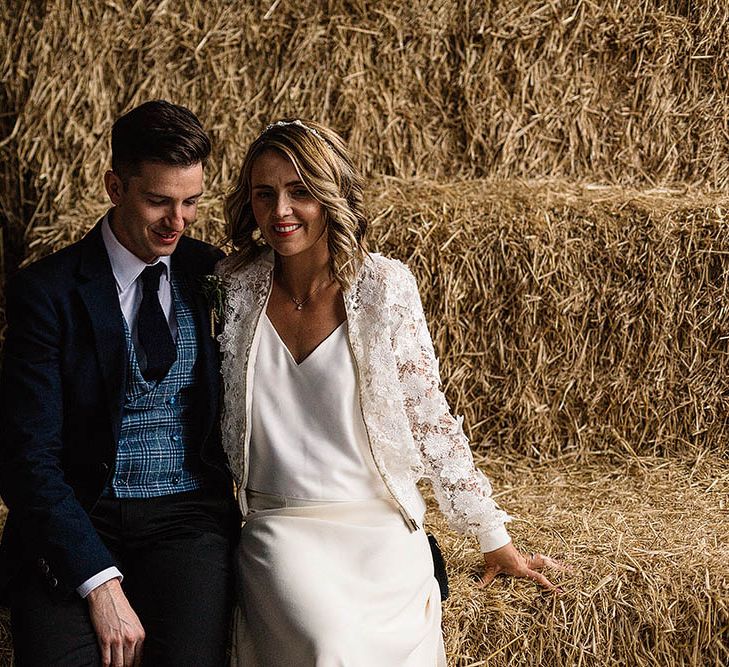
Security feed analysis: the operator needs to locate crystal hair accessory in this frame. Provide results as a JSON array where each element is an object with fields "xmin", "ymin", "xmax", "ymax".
[{"xmin": 263, "ymin": 119, "xmax": 325, "ymax": 142}]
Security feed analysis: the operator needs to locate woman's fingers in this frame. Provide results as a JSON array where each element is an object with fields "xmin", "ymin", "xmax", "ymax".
[
  {"xmin": 528, "ymin": 552, "xmax": 571, "ymax": 573},
  {"xmin": 479, "ymin": 545, "xmax": 568, "ymax": 592},
  {"xmin": 525, "ymin": 567, "xmax": 560, "ymax": 592},
  {"xmin": 476, "ymin": 565, "xmax": 499, "ymax": 588}
]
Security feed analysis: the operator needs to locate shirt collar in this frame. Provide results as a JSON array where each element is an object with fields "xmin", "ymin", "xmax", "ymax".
[{"xmin": 101, "ymin": 212, "xmax": 171, "ymax": 292}]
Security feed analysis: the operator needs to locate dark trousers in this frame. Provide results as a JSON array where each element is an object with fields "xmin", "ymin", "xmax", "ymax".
[{"xmin": 10, "ymin": 489, "xmax": 235, "ymax": 667}]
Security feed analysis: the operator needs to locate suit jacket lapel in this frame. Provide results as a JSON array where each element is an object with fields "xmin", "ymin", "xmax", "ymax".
[
  {"xmin": 76, "ymin": 221, "xmax": 127, "ymax": 442},
  {"xmin": 171, "ymin": 238, "xmax": 219, "ymax": 444}
]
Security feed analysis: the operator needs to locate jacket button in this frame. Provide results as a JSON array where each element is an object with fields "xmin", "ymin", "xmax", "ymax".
[
  {"xmin": 37, "ymin": 557, "xmax": 46, "ymax": 567},
  {"xmin": 99, "ymin": 462, "xmax": 109, "ymax": 473},
  {"xmin": 41, "ymin": 563, "xmax": 50, "ymax": 575},
  {"xmin": 49, "ymin": 576, "xmax": 58, "ymax": 588}
]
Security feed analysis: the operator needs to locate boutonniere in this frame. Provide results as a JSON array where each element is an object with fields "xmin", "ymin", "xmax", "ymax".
[{"xmin": 200, "ymin": 274, "xmax": 226, "ymax": 339}]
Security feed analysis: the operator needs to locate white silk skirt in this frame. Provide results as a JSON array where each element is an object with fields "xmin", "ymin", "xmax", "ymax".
[{"xmin": 231, "ymin": 491, "xmax": 446, "ymax": 666}]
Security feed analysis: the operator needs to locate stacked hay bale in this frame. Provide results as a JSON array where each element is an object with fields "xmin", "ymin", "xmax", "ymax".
[
  {"xmin": 1, "ymin": 1, "xmax": 727, "ymax": 665},
  {"xmin": 4, "ymin": 0, "xmax": 729, "ymax": 260}
]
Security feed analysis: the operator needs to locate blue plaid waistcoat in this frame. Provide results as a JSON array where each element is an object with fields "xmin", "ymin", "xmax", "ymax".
[{"xmin": 110, "ymin": 274, "xmax": 208, "ymax": 498}]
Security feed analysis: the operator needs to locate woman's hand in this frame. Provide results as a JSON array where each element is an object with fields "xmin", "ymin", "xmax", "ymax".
[{"xmin": 478, "ymin": 541, "xmax": 569, "ymax": 592}]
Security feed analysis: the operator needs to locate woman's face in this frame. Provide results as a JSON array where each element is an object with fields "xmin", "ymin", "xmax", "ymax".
[{"xmin": 250, "ymin": 149, "xmax": 327, "ymax": 260}]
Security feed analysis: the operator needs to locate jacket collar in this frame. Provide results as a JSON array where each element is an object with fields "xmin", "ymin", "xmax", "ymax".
[{"xmin": 100, "ymin": 214, "xmax": 171, "ymax": 292}]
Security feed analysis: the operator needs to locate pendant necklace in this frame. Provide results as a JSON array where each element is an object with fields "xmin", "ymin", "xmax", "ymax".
[{"xmin": 280, "ymin": 276, "xmax": 332, "ymax": 310}]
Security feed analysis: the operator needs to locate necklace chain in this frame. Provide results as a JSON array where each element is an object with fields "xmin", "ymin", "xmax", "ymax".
[{"xmin": 279, "ymin": 276, "xmax": 332, "ymax": 310}]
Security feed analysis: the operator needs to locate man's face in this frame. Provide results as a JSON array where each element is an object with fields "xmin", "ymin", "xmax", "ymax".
[{"xmin": 105, "ymin": 161, "xmax": 204, "ymax": 263}]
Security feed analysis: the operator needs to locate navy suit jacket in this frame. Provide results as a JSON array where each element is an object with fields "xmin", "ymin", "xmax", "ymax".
[{"xmin": 0, "ymin": 220, "xmax": 233, "ymax": 599}]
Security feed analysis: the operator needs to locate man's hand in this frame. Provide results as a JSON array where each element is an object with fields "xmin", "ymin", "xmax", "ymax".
[
  {"xmin": 87, "ymin": 578, "xmax": 145, "ymax": 667},
  {"xmin": 479, "ymin": 541, "xmax": 569, "ymax": 592}
]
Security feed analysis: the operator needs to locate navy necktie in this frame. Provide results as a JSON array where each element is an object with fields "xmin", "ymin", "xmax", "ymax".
[{"xmin": 138, "ymin": 264, "xmax": 176, "ymax": 381}]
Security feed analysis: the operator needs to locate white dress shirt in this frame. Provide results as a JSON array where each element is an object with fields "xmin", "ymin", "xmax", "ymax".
[{"xmin": 101, "ymin": 214, "xmax": 177, "ymax": 357}]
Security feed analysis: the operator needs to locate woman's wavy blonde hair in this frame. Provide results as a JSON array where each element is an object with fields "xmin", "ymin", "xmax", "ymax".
[{"xmin": 224, "ymin": 119, "xmax": 368, "ymax": 290}]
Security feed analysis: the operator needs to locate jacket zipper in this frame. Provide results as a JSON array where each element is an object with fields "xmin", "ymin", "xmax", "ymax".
[
  {"xmin": 344, "ymin": 304, "xmax": 418, "ymax": 532},
  {"xmin": 240, "ymin": 268, "xmax": 275, "ymax": 510}
]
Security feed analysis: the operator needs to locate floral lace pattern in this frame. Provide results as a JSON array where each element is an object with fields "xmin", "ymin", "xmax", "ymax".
[
  {"xmin": 215, "ymin": 253, "xmax": 273, "ymax": 487},
  {"xmin": 216, "ymin": 251, "xmax": 510, "ymax": 543}
]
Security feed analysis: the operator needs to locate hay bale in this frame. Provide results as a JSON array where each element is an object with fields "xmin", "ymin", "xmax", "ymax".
[
  {"xmin": 429, "ymin": 452, "xmax": 729, "ymax": 666},
  {"xmin": 3, "ymin": 0, "xmax": 729, "ymax": 264},
  {"xmin": 20, "ymin": 179, "xmax": 729, "ymax": 460},
  {"xmin": 0, "ymin": 454, "xmax": 725, "ymax": 666},
  {"xmin": 370, "ymin": 179, "xmax": 729, "ymax": 460},
  {"xmin": 0, "ymin": 0, "xmax": 46, "ymax": 304}
]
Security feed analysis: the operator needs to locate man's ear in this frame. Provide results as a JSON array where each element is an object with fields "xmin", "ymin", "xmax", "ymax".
[{"xmin": 104, "ymin": 170, "xmax": 124, "ymax": 204}]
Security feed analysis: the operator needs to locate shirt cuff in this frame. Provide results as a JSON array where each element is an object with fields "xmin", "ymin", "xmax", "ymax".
[
  {"xmin": 478, "ymin": 525, "xmax": 512, "ymax": 553},
  {"xmin": 77, "ymin": 567, "xmax": 123, "ymax": 598}
]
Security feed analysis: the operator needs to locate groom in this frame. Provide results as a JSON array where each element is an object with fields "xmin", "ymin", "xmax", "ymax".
[{"xmin": 0, "ymin": 100, "xmax": 236, "ymax": 666}]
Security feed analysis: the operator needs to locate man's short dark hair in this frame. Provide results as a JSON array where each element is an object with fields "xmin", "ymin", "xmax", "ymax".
[{"xmin": 111, "ymin": 100, "xmax": 211, "ymax": 183}]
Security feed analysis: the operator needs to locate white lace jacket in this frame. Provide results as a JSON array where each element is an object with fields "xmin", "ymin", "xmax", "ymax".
[{"xmin": 216, "ymin": 251, "xmax": 511, "ymax": 552}]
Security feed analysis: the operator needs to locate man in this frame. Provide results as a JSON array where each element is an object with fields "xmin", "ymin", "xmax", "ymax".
[{"xmin": 0, "ymin": 100, "xmax": 236, "ymax": 666}]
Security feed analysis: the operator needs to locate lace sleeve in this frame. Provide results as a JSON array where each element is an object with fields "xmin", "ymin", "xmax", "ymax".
[{"xmin": 390, "ymin": 265, "xmax": 511, "ymax": 548}]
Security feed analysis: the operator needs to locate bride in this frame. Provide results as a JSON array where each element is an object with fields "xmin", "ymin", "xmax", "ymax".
[{"xmin": 217, "ymin": 119, "xmax": 564, "ymax": 666}]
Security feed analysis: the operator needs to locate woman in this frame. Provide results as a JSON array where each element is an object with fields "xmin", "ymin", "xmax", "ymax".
[{"xmin": 218, "ymin": 119, "xmax": 563, "ymax": 666}]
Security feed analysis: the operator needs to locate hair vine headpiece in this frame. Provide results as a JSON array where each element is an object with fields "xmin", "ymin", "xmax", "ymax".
[{"xmin": 263, "ymin": 119, "xmax": 325, "ymax": 142}]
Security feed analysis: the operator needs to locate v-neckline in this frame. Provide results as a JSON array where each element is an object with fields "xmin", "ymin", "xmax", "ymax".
[{"xmin": 265, "ymin": 315, "xmax": 347, "ymax": 367}]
